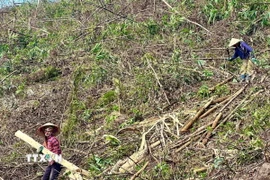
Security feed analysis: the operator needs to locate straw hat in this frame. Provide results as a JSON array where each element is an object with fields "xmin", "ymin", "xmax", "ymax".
[
  {"xmin": 228, "ymin": 38, "xmax": 242, "ymax": 47},
  {"xmin": 37, "ymin": 123, "xmax": 60, "ymax": 137}
]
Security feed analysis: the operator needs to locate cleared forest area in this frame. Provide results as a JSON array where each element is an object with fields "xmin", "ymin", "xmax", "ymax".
[{"xmin": 0, "ymin": 0, "xmax": 270, "ymax": 179}]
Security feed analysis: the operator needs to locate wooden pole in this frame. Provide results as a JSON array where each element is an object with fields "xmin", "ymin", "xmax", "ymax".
[
  {"xmin": 202, "ymin": 112, "xmax": 223, "ymax": 145},
  {"xmin": 181, "ymin": 99, "xmax": 213, "ymax": 132},
  {"xmin": 15, "ymin": 130, "xmax": 90, "ymax": 178},
  {"xmin": 209, "ymin": 76, "xmax": 234, "ymax": 91},
  {"xmin": 199, "ymin": 96, "xmax": 230, "ymax": 119}
]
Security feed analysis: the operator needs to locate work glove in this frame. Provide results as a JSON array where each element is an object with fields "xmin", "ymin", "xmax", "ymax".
[
  {"xmin": 251, "ymin": 58, "xmax": 258, "ymax": 64},
  {"xmin": 36, "ymin": 146, "xmax": 44, "ymax": 154}
]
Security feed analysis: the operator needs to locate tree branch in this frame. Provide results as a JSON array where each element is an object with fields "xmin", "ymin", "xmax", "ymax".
[{"xmin": 161, "ymin": 0, "xmax": 211, "ymax": 34}]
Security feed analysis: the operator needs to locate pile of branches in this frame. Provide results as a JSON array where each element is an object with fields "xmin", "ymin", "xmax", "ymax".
[{"xmin": 101, "ymin": 77, "xmax": 265, "ymax": 179}]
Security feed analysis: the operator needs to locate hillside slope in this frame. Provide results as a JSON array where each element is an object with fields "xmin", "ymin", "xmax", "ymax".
[{"xmin": 0, "ymin": 0, "xmax": 270, "ymax": 179}]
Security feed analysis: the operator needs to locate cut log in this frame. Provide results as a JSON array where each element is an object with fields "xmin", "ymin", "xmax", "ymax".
[
  {"xmin": 15, "ymin": 130, "xmax": 90, "ymax": 178},
  {"xmin": 202, "ymin": 112, "xmax": 223, "ymax": 145},
  {"xmin": 200, "ymin": 97, "xmax": 230, "ymax": 119},
  {"xmin": 218, "ymin": 85, "xmax": 247, "ymax": 113},
  {"xmin": 209, "ymin": 76, "xmax": 234, "ymax": 91},
  {"xmin": 211, "ymin": 95, "xmax": 230, "ymax": 104},
  {"xmin": 130, "ymin": 161, "xmax": 149, "ymax": 180},
  {"xmin": 181, "ymin": 99, "xmax": 212, "ymax": 132},
  {"xmin": 116, "ymin": 141, "xmax": 160, "ymax": 173}
]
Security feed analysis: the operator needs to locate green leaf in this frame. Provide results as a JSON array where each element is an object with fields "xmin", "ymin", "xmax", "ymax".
[{"xmin": 213, "ymin": 157, "xmax": 224, "ymax": 168}]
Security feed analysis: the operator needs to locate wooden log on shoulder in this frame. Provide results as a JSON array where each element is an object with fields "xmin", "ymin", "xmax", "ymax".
[{"xmin": 15, "ymin": 130, "xmax": 90, "ymax": 178}]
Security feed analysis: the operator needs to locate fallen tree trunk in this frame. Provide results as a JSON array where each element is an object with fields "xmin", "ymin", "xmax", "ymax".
[{"xmin": 15, "ymin": 130, "xmax": 90, "ymax": 179}]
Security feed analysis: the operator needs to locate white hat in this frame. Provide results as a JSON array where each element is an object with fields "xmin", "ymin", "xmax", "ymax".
[
  {"xmin": 37, "ymin": 123, "xmax": 60, "ymax": 137},
  {"xmin": 228, "ymin": 38, "xmax": 242, "ymax": 47}
]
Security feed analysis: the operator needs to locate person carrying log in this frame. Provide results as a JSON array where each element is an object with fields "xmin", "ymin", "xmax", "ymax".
[
  {"xmin": 37, "ymin": 123, "xmax": 62, "ymax": 180},
  {"xmin": 227, "ymin": 38, "xmax": 258, "ymax": 83}
]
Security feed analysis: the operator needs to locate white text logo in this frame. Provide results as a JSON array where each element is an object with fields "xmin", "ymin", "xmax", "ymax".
[{"xmin": 26, "ymin": 154, "xmax": 62, "ymax": 163}]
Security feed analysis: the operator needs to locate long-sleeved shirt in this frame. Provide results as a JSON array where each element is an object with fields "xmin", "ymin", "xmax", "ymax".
[
  {"xmin": 44, "ymin": 136, "xmax": 62, "ymax": 155},
  {"xmin": 230, "ymin": 41, "xmax": 254, "ymax": 60}
]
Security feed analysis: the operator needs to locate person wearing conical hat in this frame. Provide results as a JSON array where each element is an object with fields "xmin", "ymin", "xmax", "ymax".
[
  {"xmin": 227, "ymin": 38, "xmax": 258, "ymax": 83},
  {"xmin": 37, "ymin": 123, "xmax": 62, "ymax": 180}
]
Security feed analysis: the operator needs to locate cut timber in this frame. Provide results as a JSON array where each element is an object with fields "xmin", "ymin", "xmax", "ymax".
[
  {"xmin": 175, "ymin": 136, "xmax": 200, "ymax": 152},
  {"xmin": 15, "ymin": 130, "xmax": 90, "ymax": 178},
  {"xmin": 218, "ymin": 85, "xmax": 247, "ymax": 113},
  {"xmin": 181, "ymin": 99, "xmax": 213, "ymax": 132},
  {"xmin": 171, "ymin": 121, "xmax": 213, "ymax": 149},
  {"xmin": 209, "ymin": 76, "xmax": 234, "ymax": 91},
  {"xmin": 202, "ymin": 112, "xmax": 223, "ymax": 145},
  {"xmin": 115, "ymin": 141, "xmax": 160, "ymax": 173},
  {"xmin": 212, "ymin": 88, "xmax": 263, "ymax": 134},
  {"xmin": 200, "ymin": 96, "xmax": 230, "ymax": 119},
  {"xmin": 120, "ymin": 148, "xmax": 147, "ymax": 173},
  {"xmin": 130, "ymin": 161, "xmax": 149, "ymax": 180},
  {"xmin": 211, "ymin": 95, "xmax": 230, "ymax": 104}
]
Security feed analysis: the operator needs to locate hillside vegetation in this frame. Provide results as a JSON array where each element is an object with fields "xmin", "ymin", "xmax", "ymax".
[{"xmin": 0, "ymin": 0, "xmax": 270, "ymax": 179}]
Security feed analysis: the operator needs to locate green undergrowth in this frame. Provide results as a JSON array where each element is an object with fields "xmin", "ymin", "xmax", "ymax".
[{"xmin": 217, "ymin": 95, "xmax": 270, "ymax": 165}]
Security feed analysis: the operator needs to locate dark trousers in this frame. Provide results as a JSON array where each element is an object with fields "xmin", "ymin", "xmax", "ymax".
[{"xmin": 42, "ymin": 162, "xmax": 62, "ymax": 180}]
